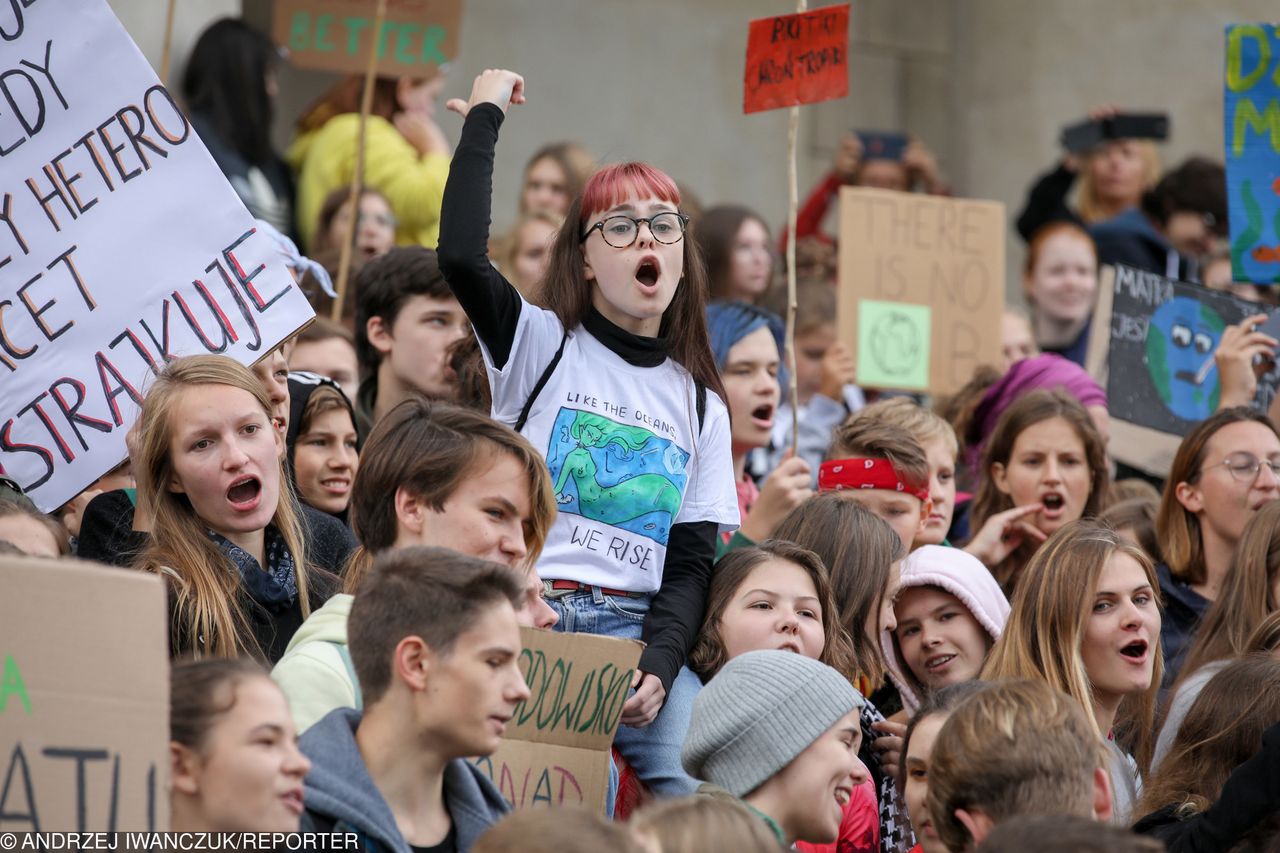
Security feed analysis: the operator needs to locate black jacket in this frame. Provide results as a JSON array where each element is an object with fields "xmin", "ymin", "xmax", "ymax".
[
  {"xmin": 1133, "ymin": 722, "xmax": 1280, "ymax": 852},
  {"xmin": 77, "ymin": 489, "xmax": 356, "ymax": 574}
]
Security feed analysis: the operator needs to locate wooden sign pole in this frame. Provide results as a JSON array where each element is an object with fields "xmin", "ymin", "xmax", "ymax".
[
  {"xmin": 159, "ymin": 0, "xmax": 177, "ymax": 85},
  {"xmin": 785, "ymin": 0, "xmax": 807, "ymax": 454},
  {"xmin": 331, "ymin": 0, "xmax": 389, "ymax": 321}
]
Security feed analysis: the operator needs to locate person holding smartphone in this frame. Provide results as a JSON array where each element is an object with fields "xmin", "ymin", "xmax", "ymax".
[{"xmin": 1015, "ymin": 107, "xmax": 1162, "ymax": 244}]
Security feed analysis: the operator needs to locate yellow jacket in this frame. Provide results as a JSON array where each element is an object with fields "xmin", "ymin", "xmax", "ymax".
[{"xmin": 288, "ymin": 114, "xmax": 450, "ymax": 252}]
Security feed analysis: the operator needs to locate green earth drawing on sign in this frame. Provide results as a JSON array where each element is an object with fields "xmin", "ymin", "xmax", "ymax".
[
  {"xmin": 869, "ymin": 310, "xmax": 922, "ymax": 376},
  {"xmin": 1144, "ymin": 296, "xmax": 1225, "ymax": 422}
]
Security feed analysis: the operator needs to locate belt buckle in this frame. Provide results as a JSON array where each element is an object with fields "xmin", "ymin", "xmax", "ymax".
[{"xmin": 543, "ymin": 580, "xmax": 580, "ymax": 600}]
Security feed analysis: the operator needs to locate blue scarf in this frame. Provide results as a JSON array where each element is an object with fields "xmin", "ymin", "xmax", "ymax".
[{"xmin": 208, "ymin": 527, "xmax": 298, "ymax": 611}]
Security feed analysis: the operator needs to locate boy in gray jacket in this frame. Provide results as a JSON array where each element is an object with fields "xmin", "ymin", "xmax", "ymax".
[{"xmin": 298, "ymin": 546, "xmax": 530, "ymax": 852}]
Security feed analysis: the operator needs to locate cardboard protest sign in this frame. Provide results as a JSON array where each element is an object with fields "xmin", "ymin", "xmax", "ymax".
[
  {"xmin": 471, "ymin": 628, "xmax": 642, "ymax": 813},
  {"xmin": 1086, "ymin": 264, "xmax": 1280, "ymax": 475},
  {"xmin": 1224, "ymin": 24, "xmax": 1280, "ymax": 284},
  {"xmin": 744, "ymin": 4, "xmax": 850, "ymax": 114},
  {"xmin": 1, "ymin": 555, "xmax": 169, "ymax": 831},
  {"xmin": 0, "ymin": 0, "xmax": 315, "ymax": 513},
  {"xmin": 837, "ymin": 188, "xmax": 1005, "ymax": 395},
  {"xmin": 274, "ymin": 0, "xmax": 462, "ymax": 76}
]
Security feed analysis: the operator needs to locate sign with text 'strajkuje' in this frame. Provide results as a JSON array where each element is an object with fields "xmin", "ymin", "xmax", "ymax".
[{"xmin": 0, "ymin": 0, "xmax": 314, "ymax": 512}]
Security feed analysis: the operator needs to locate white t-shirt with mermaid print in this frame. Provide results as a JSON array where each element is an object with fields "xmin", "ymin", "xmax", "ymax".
[{"xmin": 480, "ymin": 298, "xmax": 739, "ymax": 593}]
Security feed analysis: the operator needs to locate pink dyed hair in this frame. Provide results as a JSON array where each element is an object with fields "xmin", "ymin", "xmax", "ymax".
[{"xmin": 578, "ymin": 163, "xmax": 681, "ymax": 226}]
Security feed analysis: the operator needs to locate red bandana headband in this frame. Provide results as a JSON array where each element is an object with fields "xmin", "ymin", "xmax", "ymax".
[{"xmin": 818, "ymin": 458, "xmax": 930, "ymax": 502}]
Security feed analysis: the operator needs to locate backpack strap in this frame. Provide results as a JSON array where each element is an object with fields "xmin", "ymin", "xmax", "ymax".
[
  {"xmin": 514, "ymin": 329, "xmax": 571, "ymax": 433},
  {"xmin": 326, "ymin": 641, "xmax": 363, "ymax": 711}
]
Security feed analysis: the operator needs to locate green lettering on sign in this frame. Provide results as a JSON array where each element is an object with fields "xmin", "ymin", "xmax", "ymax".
[
  {"xmin": 1227, "ymin": 24, "xmax": 1271, "ymax": 92},
  {"xmin": 421, "ymin": 26, "xmax": 448, "ymax": 65},
  {"xmin": 344, "ymin": 17, "xmax": 369, "ymax": 56},
  {"xmin": 288, "ymin": 11, "xmax": 312, "ymax": 52},
  {"xmin": 1232, "ymin": 97, "xmax": 1280, "ymax": 158},
  {"xmin": 1, "ymin": 655, "xmax": 31, "ymax": 715},
  {"xmin": 315, "ymin": 14, "xmax": 336, "ymax": 52}
]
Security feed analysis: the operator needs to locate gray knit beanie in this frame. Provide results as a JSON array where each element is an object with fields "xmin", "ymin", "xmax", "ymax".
[{"xmin": 682, "ymin": 650, "xmax": 864, "ymax": 797}]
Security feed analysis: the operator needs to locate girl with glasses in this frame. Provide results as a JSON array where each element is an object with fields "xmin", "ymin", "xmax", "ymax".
[
  {"xmin": 1156, "ymin": 407, "xmax": 1280, "ymax": 686},
  {"xmin": 436, "ymin": 70, "xmax": 738, "ymax": 800}
]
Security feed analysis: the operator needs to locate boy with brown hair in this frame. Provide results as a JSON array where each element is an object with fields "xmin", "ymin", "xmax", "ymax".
[
  {"xmin": 977, "ymin": 815, "xmax": 1163, "ymax": 853},
  {"xmin": 822, "ymin": 417, "xmax": 932, "ymax": 553},
  {"xmin": 298, "ymin": 546, "xmax": 530, "ymax": 851},
  {"xmin": 926, "ymin": 680, "xmax": 1113, "ymax": 852},
  {"xmin": 853, "ymin": 397, "xmax": 961, "ymax": 547}
]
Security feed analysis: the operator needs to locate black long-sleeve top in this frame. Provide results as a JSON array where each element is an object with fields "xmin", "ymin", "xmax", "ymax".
[{"xmin": 436, "ymin": 102, "xmax": 720, "ymax": 694}]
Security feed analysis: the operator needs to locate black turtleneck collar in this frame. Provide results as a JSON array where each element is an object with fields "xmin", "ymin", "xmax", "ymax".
[{"xmin": 584, "ymin": 307, "xmax": 669, "ymax": 367}]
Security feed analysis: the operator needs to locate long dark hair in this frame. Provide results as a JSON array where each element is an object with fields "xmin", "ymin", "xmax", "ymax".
[
  {"xmin": 181, "ymin": 19, "xmax": 278, "ymax": 167},
  {"xmin": 696, "ymin": 205, "xmax": 771, "ymax": 300},
  {"xmin": 772, "ymin": 493, "xmax": 903, "ymax": 685},
  {"xmin": 970, "ymin": 389, "xmax": 1110, "ymax": 590},
  {"xmin": 538, "ymin": 163, "xmax": 725, "ymax": 407}
]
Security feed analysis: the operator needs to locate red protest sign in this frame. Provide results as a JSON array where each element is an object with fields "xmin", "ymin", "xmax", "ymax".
[{"xmin": 744, "ymin": 4, "xmax": 850, "ymax": 114}]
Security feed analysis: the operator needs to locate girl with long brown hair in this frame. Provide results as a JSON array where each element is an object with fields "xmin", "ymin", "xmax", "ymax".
[
  {"xmin": 134, "ymin": 355, "xmax": 335, "ymax": 663},
  {"xmin": 436, "ymin": 69, "xmax": 738, "ymax": 797},
  {"xmin": 968, "ymin": 389, "xmax": 1110, "ymax": 591},
  {"xmin": 1154, "ymin": 501, "xmax": 1280, "ymax": 769},
  {"xmin": 1134, "ymin": 655, "xmax": 1280, "ymax": 851},
  {"xmin": 982, "ymin": 520, "xmax": 1162, "ymax": 824},
  {"xmin": 1156, "ymin": 407, "xmax": 1280, "ymax": 686}
]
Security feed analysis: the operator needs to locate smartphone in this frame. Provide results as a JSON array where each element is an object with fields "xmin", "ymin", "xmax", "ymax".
[
  {"xmin": 1108, "ymin": 113, "xmax": 1170, "ymax": 142},
  {"xmin": 856, "ymin": 131, "xmax": 908, "ymax": 162},
  {"xmin": 1061, "ymin": 119, "xmax": 1106, "ymax": 154},
  {"xmin": 1060, "ymin": 112, "xmax": 1170, "ymax": 153},
  {"xmin": 1256, "ymin": 311, "xmax": 1280, "ymax": 342}
]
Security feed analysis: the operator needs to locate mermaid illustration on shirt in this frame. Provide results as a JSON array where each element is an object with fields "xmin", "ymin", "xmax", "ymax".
[{"xmin": 548, "ymin": 409, "xmax": 690, "ymax": 544}]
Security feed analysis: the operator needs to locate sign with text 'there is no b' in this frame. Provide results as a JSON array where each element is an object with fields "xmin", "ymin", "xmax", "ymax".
[{"xmin": 744, "ymin": 4, "xmax": 850, "ymax": 114}]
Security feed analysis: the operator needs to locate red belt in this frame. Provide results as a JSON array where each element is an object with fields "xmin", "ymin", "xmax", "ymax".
[{"xmin": 547, "ymin": 579, "xmax": 646, "ymax": 598}]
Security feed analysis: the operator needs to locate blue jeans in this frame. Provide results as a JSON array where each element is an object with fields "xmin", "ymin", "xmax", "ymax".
[{"xmin": 546, "ymin": 587, "xmax": 702, "ymax": 802}]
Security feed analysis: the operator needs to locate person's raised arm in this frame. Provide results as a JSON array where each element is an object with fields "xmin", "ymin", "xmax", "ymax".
[{"xmin": 437, "ymin": 69, "xmax": 528, "ymax": 370}]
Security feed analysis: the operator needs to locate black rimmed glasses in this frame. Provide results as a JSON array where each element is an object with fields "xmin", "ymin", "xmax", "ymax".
[
  {"xmin": 1197, "ymin": 452, "xmax": 1280, "ymax": 483},
  {"xmin": 580, "ymin": 212, "xmax": 689, "ymax": 248}
]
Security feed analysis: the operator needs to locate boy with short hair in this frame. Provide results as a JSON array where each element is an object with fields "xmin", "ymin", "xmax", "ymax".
[
  {"xmin": 299, "ymin": 546, "xmax": 529, "ymax": 851},
  {"xmin": 927, "ymin": 680, "xmax": 1113, "ymax": 852},
  {"xmin": 354, "ymin": 247, "xmax": 472, "ymax": 430},
  {"xmin": 852, "ymin": 398, "xmax": 961, "ymax": 547},
  {"xmin": 682, "ymin": 650, "xmax": 868, "ymax": 847},
  {"xmin": 822, "ymin": 418, "xmax": 933, "ymax": 553}
]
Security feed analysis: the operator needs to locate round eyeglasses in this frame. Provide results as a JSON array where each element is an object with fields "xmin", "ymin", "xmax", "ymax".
[
  {"xmin": 1198, "ymin": 452, "xmax": 1280, "ymax": 482},
  {"xmin": 580, "ymin": 212, "xmax": 689, "ymax": 249}
]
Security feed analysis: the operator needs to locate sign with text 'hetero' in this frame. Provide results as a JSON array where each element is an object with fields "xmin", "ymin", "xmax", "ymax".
[
  {"xmin": 273, "ymin": 0, "xmax": 462, "ymax": 76},
  {"xmin": 0, "ymin": 0, "xmax": 314, "ymax": 512},
  {"xmin": 744, "ymin": 4, "xmax": 850, "ymax": 114},
  {"xmin": 471, "ymin": 628, "xmax": 642, "ymax": 813},
  {"xmin": 1, "ymin": 555, "xmax": 169, "ymax": 831},
  {"xmin": 837, "ymin": 188, "xmax": 1005, "ymax": 395}
]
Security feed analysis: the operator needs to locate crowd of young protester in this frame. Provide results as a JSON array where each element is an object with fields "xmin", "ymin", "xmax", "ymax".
[{"xmin": 6, "ymin": 18, "xmax": 1280, "ymax": 852}]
